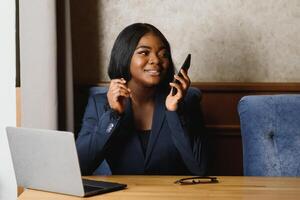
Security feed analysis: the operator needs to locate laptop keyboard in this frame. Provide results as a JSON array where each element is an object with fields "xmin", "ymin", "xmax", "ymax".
[
  {"xmin": 82, "ymin": 178, "xmax": 127, "ymax": 196},
  {"xmin": 82, "ymin": 179, "xmax": 105, "ymax": 188},
  {"xmin": 83, "ymin": 184, "xmax": 103, "ymax": 193}
]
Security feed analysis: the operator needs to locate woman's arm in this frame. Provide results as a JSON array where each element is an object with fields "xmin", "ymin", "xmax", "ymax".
[
  {"xmin": 166, "ymin": 87, "xmax": 208, "ymax": 175},
  {"xmin": 76, "ymin": 94, "xmax": 122, "ymax": 175}
]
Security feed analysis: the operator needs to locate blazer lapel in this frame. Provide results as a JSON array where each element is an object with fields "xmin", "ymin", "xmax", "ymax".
[
  {"xmin": 144, "ymin": 92, "xmax": 166, "ymax": 166},
  {"xmin": 120, "ymin": 99, "xmax": 145, "ymax": 159},
  {"xmin": 122, "ymin": 99, "xmax": 133, "ymax": 130}
]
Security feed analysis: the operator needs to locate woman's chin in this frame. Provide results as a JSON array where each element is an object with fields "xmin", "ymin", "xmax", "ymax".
[{"xmin": 143, "ymin": 80, "xmax": 161, "ymax": 88}]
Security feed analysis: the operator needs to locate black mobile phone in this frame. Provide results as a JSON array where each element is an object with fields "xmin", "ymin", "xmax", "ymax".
[{"xmin": 172, "ymin": 54, "xmax": 191, "ymax": 95}]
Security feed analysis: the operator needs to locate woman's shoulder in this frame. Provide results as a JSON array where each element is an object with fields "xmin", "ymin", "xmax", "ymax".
[
  {"xmin": 185, "ymin": 87, "xmax": 202, "ymax": 101},
  {"xmin": 88, "ymin": 87, "xmax": 109, "ymax": 105},
  {"xmin": 89, "ymin": 86, "xmax": 108, "ymax": 96}
]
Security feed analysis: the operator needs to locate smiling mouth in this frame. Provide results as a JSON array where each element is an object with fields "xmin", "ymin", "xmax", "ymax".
[{"xmin": 144, "ymin": 69, "xmax": 161, "ymax": 76}]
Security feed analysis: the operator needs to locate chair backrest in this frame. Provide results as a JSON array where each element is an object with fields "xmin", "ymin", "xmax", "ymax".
[
  {"xmin": 88, "ymin": 86, "xmax": 112, "ymax": 175},
  {"xmin": 238, "ymin": 95, "xmax": 300, "ymax": 176}
]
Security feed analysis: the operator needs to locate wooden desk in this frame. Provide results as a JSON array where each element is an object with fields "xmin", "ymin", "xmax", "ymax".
[{"xmin": 18, "ymin": 176, "xmax": 300, "ymax": 200}]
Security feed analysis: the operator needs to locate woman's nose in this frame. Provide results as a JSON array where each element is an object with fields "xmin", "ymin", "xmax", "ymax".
[{"xmin": 149, "ymin": 53, "xmax": 160, "ymax": 64}]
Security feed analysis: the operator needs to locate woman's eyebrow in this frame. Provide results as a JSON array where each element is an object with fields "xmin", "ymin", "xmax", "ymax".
[
  {"xmin": 135, "ymin": 45, "xmax": 151, "ymax": 50},
  {"xmin": 135, "ymin": 45, "xmax": 166, "ymax": 51}
]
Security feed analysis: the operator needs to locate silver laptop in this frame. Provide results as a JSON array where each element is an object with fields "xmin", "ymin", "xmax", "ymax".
[{"xmin": 6, "ymin": 127, "xmax": 126, "ymax": 197}]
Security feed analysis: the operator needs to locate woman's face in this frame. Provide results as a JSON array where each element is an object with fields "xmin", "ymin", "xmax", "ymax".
[{"xmin": 129, "ymin": 33, "xmax": 170, "ymax": 87}]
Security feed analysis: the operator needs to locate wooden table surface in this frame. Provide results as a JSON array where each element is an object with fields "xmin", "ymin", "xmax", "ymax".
[{"xmin": 18, "ymin": 176, "xmax": 300, "ymax": 200}]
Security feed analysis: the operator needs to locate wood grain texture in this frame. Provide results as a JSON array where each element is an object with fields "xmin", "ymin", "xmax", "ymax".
[{"xmin": 18, "ymin": 176, "xmax": 300, "ymax": 200}]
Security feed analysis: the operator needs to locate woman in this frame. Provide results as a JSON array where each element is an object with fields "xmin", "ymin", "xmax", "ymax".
[{"xmin": 76, "ymin": 23, "xmax": 208, "ymax": 175}]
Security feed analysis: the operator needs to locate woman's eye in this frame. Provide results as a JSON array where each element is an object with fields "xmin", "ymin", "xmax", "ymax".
[
  {"xmin": 159, "ymin": 51, "xmax": 169, "ymax": 58},
  {"xmin": 138, "ymin": 51, "xmax": 149, "ymax": 56}
]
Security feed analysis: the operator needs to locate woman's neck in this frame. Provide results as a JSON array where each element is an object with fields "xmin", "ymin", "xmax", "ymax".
[{"xmin": 127, "ymin": 80, "xmax": 156, "ymax": 104}]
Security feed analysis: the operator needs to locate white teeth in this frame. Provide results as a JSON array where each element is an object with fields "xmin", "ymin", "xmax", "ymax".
[{"xmin": 145, "ymin": 70, "xmax": 160, "ymax": 75}]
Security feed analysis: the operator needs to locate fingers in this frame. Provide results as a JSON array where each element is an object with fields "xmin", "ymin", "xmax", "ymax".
[
  {"xmin": 110, "ymin": 78, "xmax": 126, "ymax": 84},
  {"xmin": 107, "ymin": 79, "xmax": 131, "ymax": 113},
  {"xmin": 174, "ymin": 69, "xmax": 190, "ymax": 90},
  {"xmin": 166, "ymin": 83, "xmax": 182, "ymax": 111},
  {"xmin": 110, "ymin": 84, "xmax": 130, "ymax": 95},
  {"xmin": 169, "ymin": 82, "xmax": 183, "ymax": 97},
  {"xmin": 180, "ymin": 69, "xmax": 190, "ymax": 85},
  {"xmin": 111, "ymin": 88, "xmax": 130, "ymax": 101},
  {"xmin": 109, "ymin": 78, "xmax": 130, "ymax": 96}
]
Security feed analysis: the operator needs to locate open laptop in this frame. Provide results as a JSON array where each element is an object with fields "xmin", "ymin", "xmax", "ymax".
[{"xmin": 6, "ymin": 127, "xmax": 127, "ymax": 197}]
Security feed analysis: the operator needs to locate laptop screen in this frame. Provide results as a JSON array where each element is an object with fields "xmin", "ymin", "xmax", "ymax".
[{"xmin": 6, "ymin": 127, "xmax": 85, "ymax": 196}]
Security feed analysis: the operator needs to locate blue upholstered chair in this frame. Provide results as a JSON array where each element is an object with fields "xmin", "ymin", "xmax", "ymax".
[
  {"xmin": 238, "ymin": 95, "xmax": 300, "ymax": 176},
  {"xmin": 88, "ymin": 86, "xmax": 112, "ymax": 175}
]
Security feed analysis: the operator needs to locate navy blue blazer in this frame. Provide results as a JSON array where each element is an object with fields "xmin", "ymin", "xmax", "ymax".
[{"xmin": 76, "ymin": 87, "xmax": 208, "ymax": 175}]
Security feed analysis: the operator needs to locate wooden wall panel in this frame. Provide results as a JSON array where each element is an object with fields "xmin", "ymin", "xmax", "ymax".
[
  {"xmin": 16, "ymin": 87, "xmax": 21, "ymax": 127},
  {"xmin": 74, "ymin": 82, "xmax": 300, "ymax": 175},
  {"xmin": 199, "ymin": 82, "xmax": 300, "ymax": 133}
]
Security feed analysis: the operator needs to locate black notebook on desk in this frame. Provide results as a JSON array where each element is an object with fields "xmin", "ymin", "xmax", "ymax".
[{"xmin": 6, "ymin": 127, "xmax": 127, "ymax": 197}]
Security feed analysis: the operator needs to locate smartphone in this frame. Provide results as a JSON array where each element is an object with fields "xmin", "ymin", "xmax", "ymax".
[{"xmin": 172, "ymin": 54, "xmax": 191, "ymax": 95}]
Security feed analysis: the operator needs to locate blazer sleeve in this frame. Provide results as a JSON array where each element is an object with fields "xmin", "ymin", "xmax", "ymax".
[
  {"xmin": 76, "ymin": 93, "xmax": 122, "ymax": 175},
  {"xmin": 165, "ymin": 87, "xmax": 208, "ymax": 175}
]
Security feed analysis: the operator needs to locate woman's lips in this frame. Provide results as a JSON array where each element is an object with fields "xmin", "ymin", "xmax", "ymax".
[{"xmin": 144, "ymin": 69, "xmax": 160, "ymax": 76}]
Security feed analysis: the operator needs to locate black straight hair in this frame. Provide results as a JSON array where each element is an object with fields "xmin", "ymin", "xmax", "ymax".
[{"xmin": 107, "ymin": 23, "xmax": 175, "ymax": 89}]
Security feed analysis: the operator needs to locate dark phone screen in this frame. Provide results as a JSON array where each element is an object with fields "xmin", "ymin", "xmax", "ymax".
[{"xmin": 172, "ymin": 54, "xmax": 191, "ymax": 95}]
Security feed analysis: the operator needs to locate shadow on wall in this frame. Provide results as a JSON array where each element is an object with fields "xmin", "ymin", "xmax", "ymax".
[
  {"xmin": 199, "ymin": 17, "xmax": 265, "ymax": 82},
  {"xmin": 70, "ymin": 1, "xmax": 102, "ymax": 134},
  {"xmin": 70, "ymin": 0, "xmax": 102, "ymax": 84}
]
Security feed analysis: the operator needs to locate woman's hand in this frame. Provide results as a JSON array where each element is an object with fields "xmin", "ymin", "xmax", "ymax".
[
  {"xmin": 165, "ymin": 69, "xmax": 191, "ymax": 111},
  {"xmin": 107, "ymin": 78, "xmax": 131, "ymax": 114}
]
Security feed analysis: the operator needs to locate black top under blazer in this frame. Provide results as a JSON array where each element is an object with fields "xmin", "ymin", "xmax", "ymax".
[{"xmin": 76, "ymin": 87, "xmax": 208, "ymax": 175}]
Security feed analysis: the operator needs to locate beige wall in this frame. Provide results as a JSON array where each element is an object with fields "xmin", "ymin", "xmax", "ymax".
[
  {"xmin": 20, "ymin": 0, "xmax": 58, "ymax": 129},
  {"xmin": 0, "ymin": 0, "xmax": 17, "ymax": 199},
  {"xmin": 71, "ymin": 0, "xmax": 300, "ymax": 83}
]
